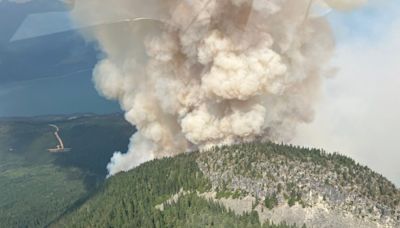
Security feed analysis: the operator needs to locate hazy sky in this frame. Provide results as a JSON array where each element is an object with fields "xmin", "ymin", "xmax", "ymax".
[
  {"xmin": 295, "ymin": 0, "xmax": 400, "ymax": 186},
  {"xmin": 0, "ymin": 0, "xmax": 399, "ymax": 185}
]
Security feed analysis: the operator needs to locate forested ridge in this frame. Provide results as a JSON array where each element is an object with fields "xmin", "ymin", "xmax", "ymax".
[
  {"xmin": 1, "ymin": 113, "xmax": 398, "ymax": 227},
  {"xmin": 198, "ymin": 142, "xmax": 400, "ymax": 227},
  {"xmin": 52, "ymin": 152, "xmax": 301, "ymax": 228},
  {"xmin": 53, "ymin": 142, "xmax": 399, "ymax": 228}
]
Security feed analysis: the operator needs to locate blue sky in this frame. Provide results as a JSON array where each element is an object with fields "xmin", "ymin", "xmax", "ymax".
[{"xmin": 328, "ymin": 0, "xmax": 399, "ymax": 42}]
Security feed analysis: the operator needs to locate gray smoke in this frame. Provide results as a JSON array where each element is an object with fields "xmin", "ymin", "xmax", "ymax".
[{"xmin": 71, "ymin": 0, "xmax": 365, "ymax": 176}]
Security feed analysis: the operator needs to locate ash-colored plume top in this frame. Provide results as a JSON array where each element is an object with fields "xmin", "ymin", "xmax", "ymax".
[{"xmin": 70, "ymin": 0, "xmax": 367, "ymax": 176}]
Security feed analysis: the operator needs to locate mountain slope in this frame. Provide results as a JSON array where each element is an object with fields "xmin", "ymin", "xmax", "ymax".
[
  {"xmin": 197, "ymin": 143, "xmax": 400, "ymax": 227},
  {"xmin": 52, "ymin": 142, "xmax": 400, "ymax": 228},
  {"xmin": 52, "ymin": 152, "xmax": 299, "ymax": 228},
  {"xmin": 0, "ymin": 114, "xmax": 134, "ymax": 227}
]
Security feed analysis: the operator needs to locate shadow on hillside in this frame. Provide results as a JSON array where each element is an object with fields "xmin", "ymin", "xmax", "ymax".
[{"xmin": 51, "ymin": 116, "xmax": 135, "ymax": 191}]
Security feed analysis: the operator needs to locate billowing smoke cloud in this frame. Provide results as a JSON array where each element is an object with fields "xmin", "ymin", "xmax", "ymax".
[{"xmin": 71, "ymin": 0, "xmax": 364, "ymax": 176}]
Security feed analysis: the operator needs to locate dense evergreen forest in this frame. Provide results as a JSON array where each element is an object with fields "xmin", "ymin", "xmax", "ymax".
[
  {"xmin": 53, "ymin": 141, "xmax": 399, "ymax": 227},
  {"xmin": 53, "ymin": 153, "xmax": 301, "ymax": 228},
  {"xmin": 0, "ymin": 114, "xmax": 134, "ymax": 227},
  {"xmin": 1, "ymin": 114, "xmax": 398, "ymax": 227}
]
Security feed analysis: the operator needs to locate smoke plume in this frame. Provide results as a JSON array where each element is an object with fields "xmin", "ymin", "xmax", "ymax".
[{"xmin": 71, "ymin": 0, "xmax": 364, "ymax": 176}]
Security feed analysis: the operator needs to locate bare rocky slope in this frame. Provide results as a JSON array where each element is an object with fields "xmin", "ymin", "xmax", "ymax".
[{"xmin": 197, "ymin": 143, "xmax": 400, "ymax": 227}]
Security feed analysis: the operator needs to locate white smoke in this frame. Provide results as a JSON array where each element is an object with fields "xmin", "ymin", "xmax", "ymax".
[{"xmin": 71, "ymin": 0, "xmax": 365, "ymax": 176}]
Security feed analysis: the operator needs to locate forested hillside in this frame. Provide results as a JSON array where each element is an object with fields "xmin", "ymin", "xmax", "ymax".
[
  {"xmin": 52, "ymin": 153, "xmax": 300, "ymax": 228},
  {"xmin": 53, "ymin": 142, "xmax": 400, "ymax": 228},
  {"xmin": 0, "ymin": 114, "xmax": 134, "ymax": 227},
  {"xmin": 1, "ymin": 114, "xmax": 399, "ymax": 227}
]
